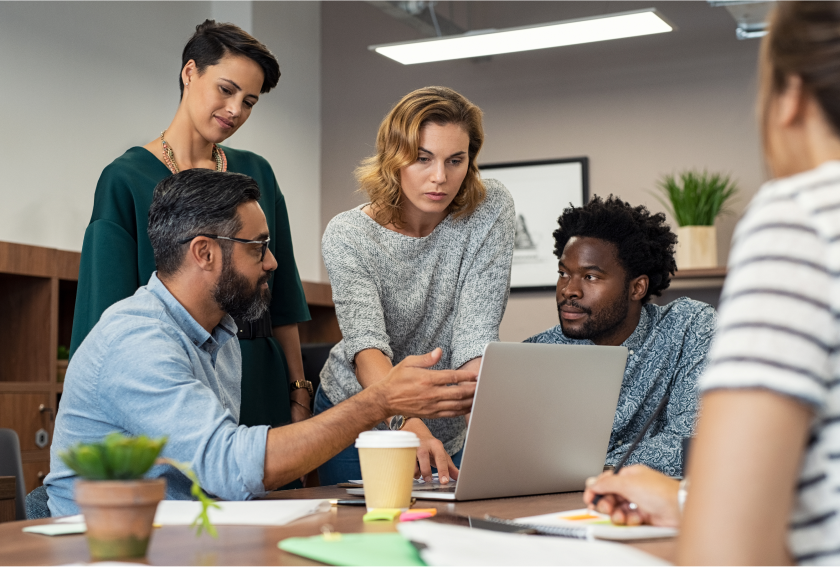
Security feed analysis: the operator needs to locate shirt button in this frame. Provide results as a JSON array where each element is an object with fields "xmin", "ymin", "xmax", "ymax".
[
  {"xmin": 629, "ymin": 350, "xmax": 634, "ymax": 355},
  {"xmin": 616, "ymin": 439, "xmax": 623, "ymax": 446}
]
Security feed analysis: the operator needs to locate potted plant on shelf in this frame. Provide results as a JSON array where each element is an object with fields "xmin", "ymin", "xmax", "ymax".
[
  {"xmin": 655, "ymin": 170, "xmax": 738, "ymax": 270},
  {"xmin": 60, "ymin": 432, "xmax": 217, "ymax": 561}
]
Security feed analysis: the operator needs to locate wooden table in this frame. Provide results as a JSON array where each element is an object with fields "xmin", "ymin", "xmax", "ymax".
[{"xmin": 0, "ymin": 486, "xmax": 675, "ymax": 565}]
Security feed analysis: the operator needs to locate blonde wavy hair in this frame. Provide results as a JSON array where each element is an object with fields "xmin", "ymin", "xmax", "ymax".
[{"xmin": 356, "ymin": 86, "xmax": 486, "ymax": 227}]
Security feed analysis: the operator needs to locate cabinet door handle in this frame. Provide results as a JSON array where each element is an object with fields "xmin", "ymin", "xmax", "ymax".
[{"xmin": 39, "ymin": 404, "xmax": 54, "ymax": 421}]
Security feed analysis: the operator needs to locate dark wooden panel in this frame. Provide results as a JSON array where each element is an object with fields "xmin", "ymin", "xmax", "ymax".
[
  {"xmin": 301, "ymin": 281, "xmax": 333, "ymax": 307},
  {"xmin": 57, "ymin": 280, "xmax": 77, "ymax": 354},
  {"xmin": 0, "ymin": 275, "xmax": 52, "ymax": 383},
  {"xmin": 298, "ymin": 305, "xmax": 341, "ymax": 344},
  {"xmin": 0, "ymin": 242, "xmax": 56, "ymax": 278},
  {"xmin": 0, "ymin": 476, "xmax": 14, "ymax": 525},
  {"xmin": 0, "ymin": 393, "xmax": 53, "ymax": 452},
  {"xmin": 21, "ymin": 461, "xmax": 48, "ymax": 495},
  {"xmin": 53, "ymin": 250, "xmax": 80, "ymax": 282}
]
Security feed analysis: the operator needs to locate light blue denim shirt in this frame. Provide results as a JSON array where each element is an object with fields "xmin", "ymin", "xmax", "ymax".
[
  {"xmin": 526, "ymin": 298, "xmax": 716, "ymax": 477},
  {"xmin": 45, "ymin": 273, "xmax": 270, "ymax": 517}
]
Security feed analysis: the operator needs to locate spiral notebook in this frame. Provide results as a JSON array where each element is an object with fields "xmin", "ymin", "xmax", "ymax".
[{"xmin": 510, "ymin": 508, "xmax": 677, "ymax": 541}]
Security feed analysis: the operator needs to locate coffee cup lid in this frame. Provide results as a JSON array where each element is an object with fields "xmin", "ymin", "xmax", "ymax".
[{"xmin": 355, "ymin": 430, "xmax": 420, "ymax": 449}]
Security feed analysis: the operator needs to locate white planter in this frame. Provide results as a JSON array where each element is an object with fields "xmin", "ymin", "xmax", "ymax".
[{"xmin": 676, "ymin": 226, "xmax": 717, "ymax": 269}]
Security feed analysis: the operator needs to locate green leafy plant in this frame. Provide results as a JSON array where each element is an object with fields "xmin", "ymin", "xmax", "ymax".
[
  {"xmin": 654, "ymin": 170, "xmax": 738, "ymax": 227},
  {"xmin": 57, "ymin": 346, "xmax": 70, "ymax": 360},
  {"xmin": 60, "ymin": 433, "xmax": 219, "ymax": 537}
]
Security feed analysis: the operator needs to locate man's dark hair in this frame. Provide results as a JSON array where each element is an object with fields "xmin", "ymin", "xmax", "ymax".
[
  {"xmin": 148, "ymin": 169, "xmax": 261, "ymax": 277},
  {"xmin": 553, "ymin": 195, "xmax": 677, "ymax": 304},
  {"xmin": 179, "ymin": 19, "xmax": 280, "ymax": 97}
]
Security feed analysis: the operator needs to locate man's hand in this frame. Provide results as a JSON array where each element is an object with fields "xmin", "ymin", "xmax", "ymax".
[
  {"xmin": 583, "ymin": 465, "xmax": 681, "ymax": 527},
  {"xmin": 404, "ymin": 418, "xmax": 458, "ymax": 484},
  {"xmin": 373, "ymin": 348, "xmax": 477, "ymax": 419}
]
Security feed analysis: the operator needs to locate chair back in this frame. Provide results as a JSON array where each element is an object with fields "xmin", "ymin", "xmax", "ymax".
[{"xmin": 0, "ymin": 429, "xmax": 26, "ymax": 520}]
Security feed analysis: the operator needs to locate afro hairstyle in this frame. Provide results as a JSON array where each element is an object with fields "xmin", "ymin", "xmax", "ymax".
[{"xmin": 552, "ymin": 195, "xmax": 677, "ymax": 304}]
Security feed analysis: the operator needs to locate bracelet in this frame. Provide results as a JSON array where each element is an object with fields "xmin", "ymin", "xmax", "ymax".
[
  {"xmin": 678, "ymin": 478, "xmax": 690, "ymax": 514},
  {"xmin": 291, "ymin": 399, "xmax": 312, "ymax": 415}
]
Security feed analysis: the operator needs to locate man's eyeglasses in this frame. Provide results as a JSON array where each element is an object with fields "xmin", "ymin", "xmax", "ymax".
[{"xmin": 179, "ymin": 234, "xmax": 271, "ymax": 262}]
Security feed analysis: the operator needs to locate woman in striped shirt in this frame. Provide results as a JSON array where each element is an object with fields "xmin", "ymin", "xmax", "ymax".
[{"xmin": 585, "ymin": 3, "xmax": 840, "ymax": 563}]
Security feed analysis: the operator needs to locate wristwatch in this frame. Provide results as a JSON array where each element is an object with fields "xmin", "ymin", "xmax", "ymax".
[
  {"xmin": 389, "ymin": 415, "xmax": 406, "ymax": 431},
  {"xmin": 290, "ymin": 379, "xmax": 314, "ymax": 398}
]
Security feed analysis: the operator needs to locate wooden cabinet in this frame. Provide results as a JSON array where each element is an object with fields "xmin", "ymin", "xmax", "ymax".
[
  {"xmin": 0, "ymin": 242, "xmax": 78, "ymax": 495},
  {"xmin": 0, "ymin": 240, "xmax": 339, "ymax": 497}
]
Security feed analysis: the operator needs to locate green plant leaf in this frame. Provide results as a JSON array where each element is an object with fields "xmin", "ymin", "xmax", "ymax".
[
  {"xmin": 59, "ymin": 433, "xmax": 166, "ymax": 481},
  {"xmin": 653, "ymin": 169, "xmax": 739, "ymax": 226},
  {"xmin": 157, "ymin": 458, "xmax": 219, "ymax": 538}
]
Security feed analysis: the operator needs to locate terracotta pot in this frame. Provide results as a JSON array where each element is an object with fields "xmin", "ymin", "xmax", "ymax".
[
  {"xmin": 75, "ymin": 478, "xmax": 166, "ymax": 560},
  {"xmin": 676, "ymin": 226, "xmax": 718, "ymax": 269}
]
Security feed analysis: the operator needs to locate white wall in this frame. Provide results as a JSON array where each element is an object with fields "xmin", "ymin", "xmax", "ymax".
[
  {"xmin": 320, "ymin": 1, "xmax": 765, "ymax": 337},
  {"xmin": 0, "ymin": 1, "xmax": 322, "ymax": 281}
]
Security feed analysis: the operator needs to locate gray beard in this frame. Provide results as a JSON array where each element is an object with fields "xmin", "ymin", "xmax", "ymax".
[{"xmin": 213, "ymin": 260, "xmax": 271, "ymax": 322}]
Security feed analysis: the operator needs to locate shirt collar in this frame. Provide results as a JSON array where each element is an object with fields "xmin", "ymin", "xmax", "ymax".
[
  {"xmin": 621, "ymin": 304, "xmax": 652, "ymax": 352},
  {"xmin": 146, "ymin": 272, "xmax": 237, "ymax": 351}
]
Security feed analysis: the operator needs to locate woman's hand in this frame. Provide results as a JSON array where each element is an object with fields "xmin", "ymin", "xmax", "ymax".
[
  {"xmin": 583, "ymin": 465, "xmax": 681, "ymax": 528},
  {"xmin": 289, "ymin": 388, "xmax": 312, "ymax": 424},
  {"xmin": 404, "ymin": 418, "xmax": 458, "ymax": 485}
]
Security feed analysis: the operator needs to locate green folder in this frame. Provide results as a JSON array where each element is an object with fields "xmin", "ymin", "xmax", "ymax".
[{"xmin": 278, "ymin": 533, "xmax": 426, "ymax": 566}]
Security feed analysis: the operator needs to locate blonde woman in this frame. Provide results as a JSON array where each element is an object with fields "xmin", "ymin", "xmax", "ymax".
[{"xmin": 315, "ymin": 87, "xmax": 515, "ymax": 486}]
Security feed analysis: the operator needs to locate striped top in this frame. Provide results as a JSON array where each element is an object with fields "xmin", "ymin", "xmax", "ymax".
[{"xmin": 700, "ymin": 160, "xmax": 840, "ymax": 564}]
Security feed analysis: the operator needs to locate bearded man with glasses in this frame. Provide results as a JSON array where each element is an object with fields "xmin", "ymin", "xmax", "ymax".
[{"xmin": 44, "ymin": 169, "xmax": 477, "ymax": 517}]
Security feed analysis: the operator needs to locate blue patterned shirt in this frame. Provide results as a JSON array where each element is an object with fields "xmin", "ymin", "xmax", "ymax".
[{"xmin": 525, "ymin": 297, "xmax": 716, "ymax": 476}]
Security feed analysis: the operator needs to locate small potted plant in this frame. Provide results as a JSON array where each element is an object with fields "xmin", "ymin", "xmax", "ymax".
[
  {"xmin": 655, "ymin": 170, "xmax": 738, "ymax": 269},
  {"xmin": 60, "ymin": 432, "xmax": 217, "ymax": 561}
]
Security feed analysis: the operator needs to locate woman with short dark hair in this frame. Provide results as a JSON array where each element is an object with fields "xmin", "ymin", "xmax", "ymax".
[{"xmin": 71, "ymin": 21, "xmax": 312, "ymax": 452}]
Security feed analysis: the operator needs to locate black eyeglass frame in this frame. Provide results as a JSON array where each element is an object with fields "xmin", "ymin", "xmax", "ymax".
[{"xmin": 178, "ymin": 234, "xmax": 271, "ymax": 262}]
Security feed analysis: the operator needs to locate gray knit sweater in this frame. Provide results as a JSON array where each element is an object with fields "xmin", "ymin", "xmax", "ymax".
[{"xmin": 320, "ymin": 179, "xmax": 515, "ymax": 455}]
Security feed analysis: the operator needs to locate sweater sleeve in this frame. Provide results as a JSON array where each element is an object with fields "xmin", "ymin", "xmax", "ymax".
[
  {"xmin": 322, "ymin": 216, "xmax": 393, "ymax": 364},
  {"xmin": 269, "ymin": 179, "xmax": 311, "ymax": 327},
  {"xmin": 449, "ymin": 181, "xmax": 516, "ymax": 369},
  {"xmin": 70, "ymin": 169, "xmax": 142, "ymax": 357}
]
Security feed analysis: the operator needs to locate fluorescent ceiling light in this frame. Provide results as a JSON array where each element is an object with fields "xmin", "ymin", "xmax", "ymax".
[{"xmin": 370, "ymin": 9, "xmax": 674, "ymax": 65}]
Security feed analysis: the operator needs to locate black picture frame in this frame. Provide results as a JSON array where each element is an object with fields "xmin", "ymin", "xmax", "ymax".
[{"xmin": 480, "ymin": 157, "xmax": 590, "ymax": 292}]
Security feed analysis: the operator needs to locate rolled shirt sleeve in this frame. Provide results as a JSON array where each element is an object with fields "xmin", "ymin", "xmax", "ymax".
[{"xmin": 97, "ymin": 324, "xmax": 269, "ymax": 500}]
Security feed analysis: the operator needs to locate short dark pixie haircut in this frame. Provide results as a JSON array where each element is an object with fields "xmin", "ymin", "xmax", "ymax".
[
  {"xmin": 553, "ymin": 195, "xmax": 677, "ymax": 304},
  {"xmin": 179, "ymin": 19, "xmax": 281, "ymax": 97},
  {"xmin": 148, "ymin": 169, "xmax": 261, "ymax": 277}
]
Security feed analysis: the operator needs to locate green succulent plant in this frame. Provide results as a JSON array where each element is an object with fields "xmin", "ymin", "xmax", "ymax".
[
  {"xmin": 655, "ymin": 170, "xmax": 738, "ymax": 227},
  {"xmin": 60, "ymin": 433, "xmax": 219, "ymax": 537}
]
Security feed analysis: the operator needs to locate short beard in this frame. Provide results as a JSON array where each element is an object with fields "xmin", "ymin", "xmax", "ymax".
[
  {"xmin": 212, "ymin": 255, "xmax": 271, "ymax": 322},
  {"xmin": 558, "ymin": 291, "xmax": 630, "ymax": 343}
]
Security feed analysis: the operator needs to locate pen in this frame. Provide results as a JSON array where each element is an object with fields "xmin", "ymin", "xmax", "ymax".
[
  {"xmin": 330, "ymin": 499, "xmax": 367, "ymax": 506},
  {"xmin": 591, "ymin": 392, "xmax": 671, "ymax": 507}
]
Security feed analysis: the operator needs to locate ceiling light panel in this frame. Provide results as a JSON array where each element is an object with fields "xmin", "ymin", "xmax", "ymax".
[{"xmin": 370, "ymin": 9, "xmax": 674, "ymax": 65}]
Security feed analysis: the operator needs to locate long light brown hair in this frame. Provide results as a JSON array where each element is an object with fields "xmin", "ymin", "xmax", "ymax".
[
  {"xmin": 759, "ymin": 2, "xmax": 840, "ymax": 149},
  {"xmin": 356, "ymin": 86, "xmax": 486, "ymax": 227}
]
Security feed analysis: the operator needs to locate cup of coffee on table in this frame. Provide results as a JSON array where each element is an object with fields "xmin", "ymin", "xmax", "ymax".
[{"xmin": 356, "ymin": 431, "xmax": 420, "ymax": 512}]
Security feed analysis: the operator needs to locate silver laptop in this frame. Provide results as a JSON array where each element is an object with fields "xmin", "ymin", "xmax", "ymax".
[{"xmin": 347, "ymin": 342, "xmax": 628, "ymax": 501}]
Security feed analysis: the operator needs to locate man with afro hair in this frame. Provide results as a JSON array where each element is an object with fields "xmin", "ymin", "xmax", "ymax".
[{"xmin": 526, "ymin": 195, "xmax": 716, "ymax": 476}]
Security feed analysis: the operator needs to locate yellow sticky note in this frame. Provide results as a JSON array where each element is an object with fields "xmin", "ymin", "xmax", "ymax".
[{"xmin": 363, "ymin": 509, "xmax": 402, "ymax": 522}]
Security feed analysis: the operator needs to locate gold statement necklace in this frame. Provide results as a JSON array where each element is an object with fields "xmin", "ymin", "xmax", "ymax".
[{"xmin": 160, "ymin": 131, "xmax": 227, "ymax": 174}]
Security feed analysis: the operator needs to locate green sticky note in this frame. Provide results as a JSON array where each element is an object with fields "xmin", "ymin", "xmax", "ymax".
[
  {"xmin": 363, "ymin": 509, "xmax": 402, "ymax": 522},
  {"xmin": 279, "ymin": 533, "xmax": 425, "ymax": 566},
  {"xmin": 23, "ymin": 523, "xmax": 87, "ymax": 536}
]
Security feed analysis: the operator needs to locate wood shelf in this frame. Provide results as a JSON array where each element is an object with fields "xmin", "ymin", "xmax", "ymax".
[{"xmin": 673, "ymin": 267, "xmax": 727, "ymax": 279}]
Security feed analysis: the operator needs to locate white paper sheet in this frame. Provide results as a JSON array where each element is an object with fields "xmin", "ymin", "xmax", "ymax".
[
  {"xmin": 54, "ymin": 500, "xmax": 330, "ymax": 527},
  {"xmin": 398, "ymin": 521, "xmax": 671, "ymax": 566},
  {"xmin": 153, "ymin": 499, "xmax": 330, "ymax": 525}
]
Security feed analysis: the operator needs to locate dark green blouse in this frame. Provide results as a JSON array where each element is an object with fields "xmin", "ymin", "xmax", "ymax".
[{"xmin": 70, "ymin": 146, "xmax": 311, "ymax": 428}]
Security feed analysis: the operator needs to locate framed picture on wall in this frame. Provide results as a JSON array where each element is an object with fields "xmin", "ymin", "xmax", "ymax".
[{"xmin": 480, "ymin": 157, "xmax": 589, "ymax": 291}]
